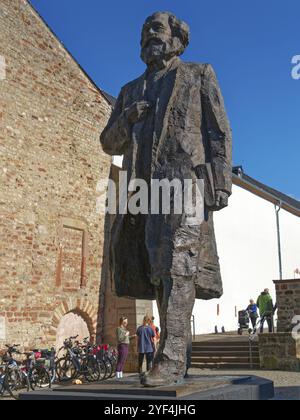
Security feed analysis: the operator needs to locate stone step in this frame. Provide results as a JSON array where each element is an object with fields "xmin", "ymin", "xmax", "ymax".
[
  {"xmin": 192, "ymin": 350, "xmax": 259, "ymax": 357},
  {"xmin": 192, "ymin": 357, "xmax": 260, "ymax": 364},
  {"xmin": 191, "ymin": 340, "xmax": 261, "ymax": 370},
  {"xmin": 19, "ymin": 374, "xmax": 275, "ymax": 400},
  {"xmin": 191, "ymin": 362, "xmax": 261, "ymax": 369},
  {"xmin": 193, "ymin": 341, "xmax": 258, "ymax": 348},
  {"xmin": 192, "ymin": 347, "xmax": 258, "ymax": 355}
]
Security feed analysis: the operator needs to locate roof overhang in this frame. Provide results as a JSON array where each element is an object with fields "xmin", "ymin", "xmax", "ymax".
[{"xmin": 233, "ymin": 174, "xmax": 300, "ymax": 217}]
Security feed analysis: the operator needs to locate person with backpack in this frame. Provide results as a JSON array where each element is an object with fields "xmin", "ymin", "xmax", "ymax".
[{"xmin": 257, "ymin": 289, "xmax": 274, "ymax": 333}]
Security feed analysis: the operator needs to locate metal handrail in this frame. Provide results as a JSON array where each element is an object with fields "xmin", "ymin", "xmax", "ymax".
[{"xmin": 191, "ymin": 315, "xmax": 196, "ymax": 341}]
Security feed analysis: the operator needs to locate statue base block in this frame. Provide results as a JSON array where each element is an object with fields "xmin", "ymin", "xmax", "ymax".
[{"xmin": 20, "ymin": 374, "xmax": 274, "ymax": 400}]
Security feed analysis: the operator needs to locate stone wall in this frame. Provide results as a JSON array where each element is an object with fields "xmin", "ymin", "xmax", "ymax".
[
  {"xmin": 0, "ymin": 0, "xmax": 112, "ymax": 349},
  {"xmin": 259, "ymin": 279, "xmax": 300, "ymax": 372},
  {"xmin": 274, "ymin": 279, "xmax": 300, "ymax": 332},
  {"xmin": 259, "ymin": 333, "xmax": 300, "ymax": 371}
]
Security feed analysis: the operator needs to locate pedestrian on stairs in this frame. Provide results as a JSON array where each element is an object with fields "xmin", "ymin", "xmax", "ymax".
[{"xmin": 257, "ymin": 289, "xmax": 274, "ymax": 333}]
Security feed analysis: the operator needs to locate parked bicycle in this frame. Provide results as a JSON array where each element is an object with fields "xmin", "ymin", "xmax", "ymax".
[
  {"xmin": 55, "ymin": 336, "xmax": 101, "ymax": 383},
  {"xmin": 0, "ymin": 345, "xmax": 29, "ymax": 400},
  {"xmin": 30, "ymin": 348, "xmax": 56, "ymax": 385},
  {"xmin": 1, "ymin": 337, "xmax": 118, "ymax": 397},
  {"xmin": 23, "ymin": 350, "xmax": 52, "ymax": 391},
  {"xmin": 95, "ymin": 344, "xmax": 117, "ymax": 379}
]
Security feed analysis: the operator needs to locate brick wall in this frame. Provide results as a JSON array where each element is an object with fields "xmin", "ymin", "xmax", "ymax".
[
  {"xmin": 0, "ymin": 0, "xmax": 112, "ymax": 349},
  {"xmin": 275, "ymin": 279, "xmax": 300, "ymax": 332}
]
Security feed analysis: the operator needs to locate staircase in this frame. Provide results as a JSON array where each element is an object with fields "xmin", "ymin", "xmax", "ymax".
[{"xmin": 191, "ymin": 338, "xmax": 260, "ymax": 370}]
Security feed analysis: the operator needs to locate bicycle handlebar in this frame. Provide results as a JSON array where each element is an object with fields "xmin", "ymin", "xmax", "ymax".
[{"xmin": 69, "ymin": 335, "xmax": 79, "ymax": 340}]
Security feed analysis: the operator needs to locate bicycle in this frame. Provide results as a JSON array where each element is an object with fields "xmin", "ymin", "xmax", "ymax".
[
  {"xmin": 81, "ymin": 338, "xmax": 106, "ymax": 381},
  {"xmin": 95, "ymin": 344, "xmax": 117, "ymax": 379},
  {"xmin": 56, "ymin": 336, "xmax": 101, "ymax": 383},
  {"xmin": 0, "ymin": 345, "xmax": 30, "ymax": 400},
  {"xmin": 40, "ymin": 348, "xmax": 56, "ymax": 385},
  {"xmin": 23, "ymin": 350, "xmax": 51, "ymax": 391}
]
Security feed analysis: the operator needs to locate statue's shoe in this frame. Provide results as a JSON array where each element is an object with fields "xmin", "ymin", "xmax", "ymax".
[{"xmin": 141, "ymin": 360, "xmax": 185, "ymax": 388}]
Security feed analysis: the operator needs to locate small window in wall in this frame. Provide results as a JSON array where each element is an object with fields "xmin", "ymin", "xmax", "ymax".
[{"xmin": 56, "ymin": 219, "xmax": 88, "ymax": 290}]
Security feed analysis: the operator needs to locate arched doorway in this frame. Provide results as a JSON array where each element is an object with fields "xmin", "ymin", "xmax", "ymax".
[{"xmin": 55, "ymin": 311, "xmax": 91, "ymax": 352}]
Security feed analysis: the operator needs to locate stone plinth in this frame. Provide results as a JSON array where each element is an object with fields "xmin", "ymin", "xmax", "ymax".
[
  {"xmin": 274, "ymin": 279, "xmax": 300, "ymax": 332},
  {"xmin": 19, "ymin": 374, "xmax": 275, "ymax": 401},
  {"xmin": 258, "ymin": 279, "xmax": 300, "ymax": 372},
  {"xmin": 259, "ymin": 333, "xmax": 300, "ymax": 371}
]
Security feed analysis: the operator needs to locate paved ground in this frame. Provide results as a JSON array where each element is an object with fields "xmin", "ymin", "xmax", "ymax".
[
  {"xmin": 1, "ymin": 367, "xmax": 299, "ymax": 400},
  {"xmin": 190, "ymin": 368, "xmax": 300, "ymax": 400}
]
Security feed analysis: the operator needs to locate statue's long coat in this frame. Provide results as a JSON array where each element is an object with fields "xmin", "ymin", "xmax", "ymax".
[{"xmin": 101, "ymin": 58, "xmax": 232, "ymax": 301}]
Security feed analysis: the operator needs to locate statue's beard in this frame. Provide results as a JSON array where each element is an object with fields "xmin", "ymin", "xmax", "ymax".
[{"xmin": 141, "ymin": 39, "xmax": 180, "ymax": 67}]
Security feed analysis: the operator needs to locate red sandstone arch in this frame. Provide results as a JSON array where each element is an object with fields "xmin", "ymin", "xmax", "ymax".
[{"xmin": 50, "ymin": 299, "xmax": 98, "ymax": 340}]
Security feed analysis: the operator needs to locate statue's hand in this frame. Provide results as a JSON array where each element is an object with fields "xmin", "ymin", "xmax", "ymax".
[
  {"xmin": 214, "ymin": 190, "xmax": 229, "ymax": 210},
  {"xmin": 124, "ymin": 101, "xmax": 152, "ymax": 125}
]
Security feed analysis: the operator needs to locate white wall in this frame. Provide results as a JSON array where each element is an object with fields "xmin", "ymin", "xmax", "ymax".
[{"xmin": 154, "ymin": 185, "xmax": 300, "ymax": 334}]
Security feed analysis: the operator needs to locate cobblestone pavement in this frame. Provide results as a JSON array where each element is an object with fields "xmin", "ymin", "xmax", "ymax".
[{"xmin": 190, "ymin": 368, "xmax": 300, "ymax": 400}]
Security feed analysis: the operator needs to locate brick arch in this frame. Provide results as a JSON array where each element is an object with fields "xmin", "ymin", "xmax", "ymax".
[{"xmin": 51, "ymin": 299, "xmax": 98, "ymax": 338}]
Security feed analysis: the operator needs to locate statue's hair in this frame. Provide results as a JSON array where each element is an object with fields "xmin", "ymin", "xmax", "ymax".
[{"xmin": 143, "ymin": 11, "xmax": 190, "ymax": 55}]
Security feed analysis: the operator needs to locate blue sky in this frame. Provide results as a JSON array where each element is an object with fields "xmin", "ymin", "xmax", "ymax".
[{"xmin": 30, "ymin": 0, "xmax": 300, "ymax": 198}]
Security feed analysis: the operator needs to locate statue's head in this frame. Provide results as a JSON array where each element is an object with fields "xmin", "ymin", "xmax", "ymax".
[{"xmin": 141, "ymin": 12, "xmax": 190, "ymax": 66}]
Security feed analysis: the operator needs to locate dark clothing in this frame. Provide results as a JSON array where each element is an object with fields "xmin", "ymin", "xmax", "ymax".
[
  {"xmin": 136, "ymin": 325, "xmax": 155, "ymax": 354},
  {"xmin": 250, "ymin": 316, "xmax": 257, "ymax": 329},
  {"xmin": 138, "ymin": 352, "xmax": 154, "ymax": 373},
  {"xmin": 260, "ymin": 316, "xmax": 273, "ymax": 334},
  {"xmin": 116, "ymin": 343, "xmax": 129, "ymax": 373},
  {"xmin": 100, "ymin": 58, "xmax": 232, "ymax": 301},
  {"xmin": 136, "ymin": 66, "xmax": 167, "ymax": 185}
]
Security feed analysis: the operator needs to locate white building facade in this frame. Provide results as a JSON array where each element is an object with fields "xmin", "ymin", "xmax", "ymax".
[
  {"xmin": 112, "ymin": 157, "xmax": 300, "ymax": 336},
  {"xmin": 154, "ymin": 169, "xmax": 300, "ymax": 335}
]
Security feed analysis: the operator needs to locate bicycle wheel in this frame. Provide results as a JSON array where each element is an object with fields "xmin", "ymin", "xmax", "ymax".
[
  {"xmin": 84, "ymin": 358, "xmax": 100, "ymax": 383},
  {"xmin": 104, "ymin": 359, "xmax": 113, "ymax": 379},
  {"xmin": 56, "ymin": 358, "xmax": 77, "ymax": 382},
  {"xmin": 29, "ymin": 367, "xmax": 51, "ymax": 390},
  {"xmin": 5, "ymin": 368, "xmax": 29, "ymax": 400},
  {"xmin": 97, "ymin": 359, "xmax": 106, "ymax": 381},
  {"xmin": 0, "ymin": 374, "xmax": 5, "ymax": 397}
]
